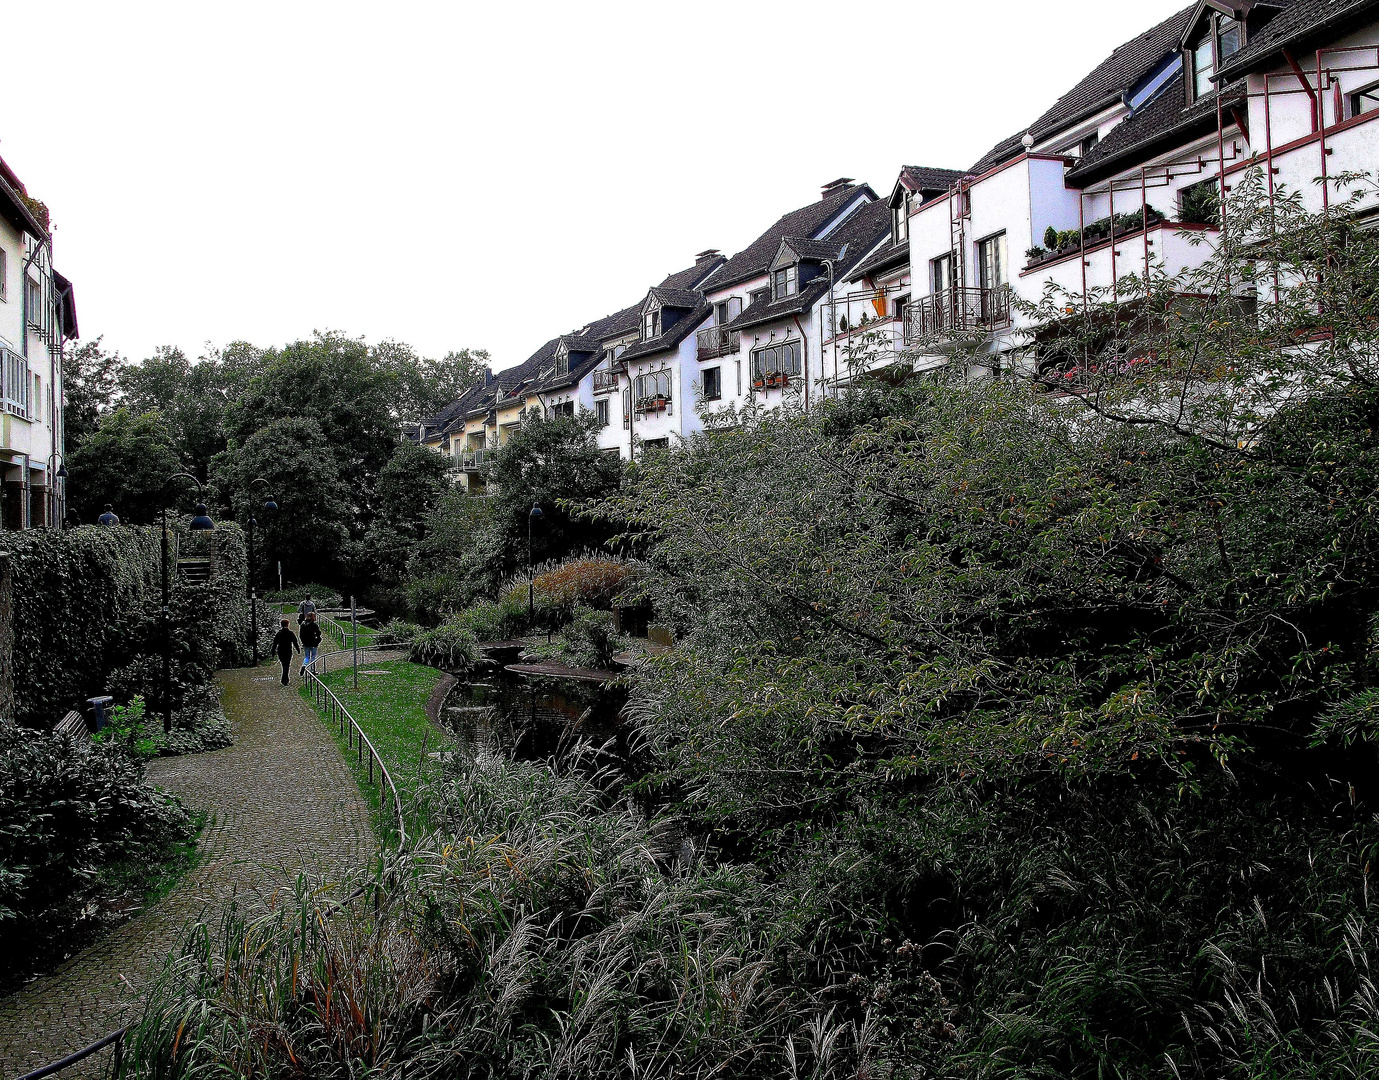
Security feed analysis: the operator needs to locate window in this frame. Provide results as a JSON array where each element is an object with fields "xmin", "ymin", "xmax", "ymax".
[
  {"xmin": 0, "ymin": 249, "xmax": 6, "ymax": 301},
  {"xmin": 932, "ymin": 253, "xmax": 954, "ymax": 294},
  {"xmin": 750, "ymin": 287, "xmax": 770, "ymax": 308},
  {"xmin": 894, "ymin": 294, "xmax": 910, "ymax": 323},
  {"xmin": 892, "ymin": 193, "xmax": 912, "ymax": 243},
  {"xmin": 26, "ymin": 276, "xmax": 41, "ymax": 328},
  {"xmin": 1180, "ymin": 178, "xmax": 1220, "ymax": 226},
  {"xmin": 1191, "ymin": 14, "xmax": 1240, "ymax": 101},
  {"xmin": 554, "ymin": 348, "xmax": 568, "ymax": 377},
  {"xmin": 772, "ymin": 265, "xmax": 798, "ymax": 300},
  {"xmin": 702, "ymin": 366, "xmax": 722, "ymax": 401},
  {"xmin": 596, "ymin": 398, "xmax": 610, "ymax": 427},
  {"xmin": 2, "ymin": 347, "xmax": 30, "ymax": 418},
  {"xmin": 1080, "ymin": 131, "xmax": 1100, "ymax": 158},
  {"xmin": 642, "ymin": 437, "xmax": 669, "ymax": 454},
  {"xmin": 643, "ymin": 310, "xmax": 661, "ymax": 340},
  {"xmin": 751, "ymin": 341, "xmax": 801, "ymax": 381},
  {"xmin": 977, "ymin": 232, "xmax": 1007, "ymax": 291},
  {"xmin": 1352, "ymin": 80, "xmax": 1379, "ymax": 118},
  {"xmin": 548, "ymin": 400, "xmax": 574, "ymax": 419},
  {"xmin": 634, "ymin": 369, "xmax": 673, "ymax": 408}
]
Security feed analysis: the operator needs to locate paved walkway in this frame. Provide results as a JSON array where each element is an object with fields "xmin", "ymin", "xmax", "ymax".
[{"xmin": 0, "ymin": 652, "xmax": 372, "ymax": 1079}]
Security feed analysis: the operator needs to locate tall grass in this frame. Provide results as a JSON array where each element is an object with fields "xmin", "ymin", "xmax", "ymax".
[{"xmin": 125, "ymin": 757, "xmax": 929, "ymax": 1078}]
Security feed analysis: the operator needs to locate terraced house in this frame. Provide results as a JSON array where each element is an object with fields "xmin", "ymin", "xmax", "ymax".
[
  {"xmin": 0, "ymin": 156, "xmax": 77, "ymax": 529},
  {"xmin": 416, "ymin": 0, "xmax": 1379, "ymax": 476},
  {"xmin": 904, "ymin": 0, "xmax": 1379, "ymax": 369}
]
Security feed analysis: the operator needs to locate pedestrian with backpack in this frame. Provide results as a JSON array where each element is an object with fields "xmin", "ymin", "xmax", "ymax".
[{"xmin": 300, "ymin": 612, "xmax": 322, "ymax": 676}]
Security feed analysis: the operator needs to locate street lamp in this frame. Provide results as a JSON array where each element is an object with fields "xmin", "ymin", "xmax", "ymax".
[
  {"xmin": 160, "ymin": 472, "xmax": 214, "ymax": 734},
  {"xmin": 246, "ymin": 478, "xmax": 277, "ymax": 664},
  {"xmin": 528, "ymin": 504, "xmax": 543, "ymax": 627},
  {"xmin": 45, "ymin": 453, "xmax": 67, "ymax": 527}
]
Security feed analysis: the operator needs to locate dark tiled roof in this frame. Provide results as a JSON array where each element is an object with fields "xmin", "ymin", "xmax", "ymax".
[
  {"xmin": 849, "ymin": 238, "xmax": 908, "ymax": 282},
  {"xmin": 659, "ymin": 257, "xmax": 724, "ymax": 291},
  {"xmin": 781, "ymin": 236, "xmax": 844, "ymax": 261},
  {"xmin": 968, "ymin": 132, "xmax": 1029, "ymax": 177},
  {"xmin": 1217, "ymin": 0, "xmax": 1368, "ymax": 80},
  {"xmin": 1025, "ymin": 5, "xmax": 1197, "ymax": 141},
  {"xmin": 966, "ymin": 6, "xmax": 1197, "ymax": 178},
  {"xmin": 898, "ymin": 165, "xmax": 966, "ymax": 194},
  {"xmin": 729, "ymin": 200, "xmax": 891, "ymax": 332},
  {"xmin": 1065, "ymin": 74, "xmax": 1247, "ymax": 184},
  {"xmin": 701, "ymin": 182, "xmax": 878, "ymax": 291},
  {"xmin": 647, "ymin": 286, "xmax": 703, "ymax": 309},
  {"xmin": 619, "ymin": 299, "xmax": 711, "ymax": 363}
]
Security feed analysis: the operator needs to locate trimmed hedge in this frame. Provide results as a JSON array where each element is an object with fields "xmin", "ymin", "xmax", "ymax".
[{"xmin": 0, "ymin": 523, "xmax": 251, "ymax": 728}]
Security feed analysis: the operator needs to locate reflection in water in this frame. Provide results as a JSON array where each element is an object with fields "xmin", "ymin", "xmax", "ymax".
[{"xmin": 441, "ymin": 660, "xmax": 631, "ymax": 774}]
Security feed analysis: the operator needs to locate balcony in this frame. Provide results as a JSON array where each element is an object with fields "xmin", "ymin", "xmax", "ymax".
[
  {"xmin": 696, "ymin": 325, "xmax": 740, "ymax": 360},
  {"xmin": 456, "ymin": 448, "xmax": 493, "ymax": 471},
  {"xmin": 904, "ymin": 287, "xmax": 1012, "ymax": 344},
  {"xmin": 592, "ymin": 370, "xmax": 619, "ymax": 394},
  {"xmin": 634, "ymin": 394, "xmax": 671, "ymax": 415}
]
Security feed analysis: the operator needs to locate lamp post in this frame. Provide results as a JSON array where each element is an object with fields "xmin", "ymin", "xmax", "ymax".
[
  {"xmin": 160, "ymin": 472, "xmax": 215, "ymax": 734},
  {"xmin": 528, "ymin": 504, "xmax": 543, "ymax": 628},
  {"xmin": 246, "ymin": 478, "xmax": 277, "ymax": 664}
]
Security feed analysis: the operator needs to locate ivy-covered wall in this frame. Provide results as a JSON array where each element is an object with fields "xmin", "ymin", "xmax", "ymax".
[{"xmin": 0, "ymin": 523, "xmax": 250, "ymax": 728}]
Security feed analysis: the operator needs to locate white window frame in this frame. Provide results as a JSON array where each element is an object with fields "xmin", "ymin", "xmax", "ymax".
[
  {"xmin": 772, "ymin": 265, "xmax": 798, "ymax": 300},
  {"xmin": 596, "ymin": 398, "xmax": 610, "ymax": 427},
  {"xmin": 642, "ymin": 310, "xmax": 661, "ymax": 340},
  {"xmin": 751, "ymin": 341, "xmax": 801, "ymax": 380},
  {"xmin": 702, "ymin": 366, "xmax": 722, "ymax": 401}
]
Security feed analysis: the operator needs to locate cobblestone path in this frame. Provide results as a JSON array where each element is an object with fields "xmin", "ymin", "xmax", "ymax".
[{"xmin": 0, "ymin": 651, "xmax": 373, "ymax": 1079}]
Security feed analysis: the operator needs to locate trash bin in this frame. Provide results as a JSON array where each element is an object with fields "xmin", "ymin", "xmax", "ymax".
[{"xmin": 85, "ymin": 695, "xmax": 115, "ymax": 732}]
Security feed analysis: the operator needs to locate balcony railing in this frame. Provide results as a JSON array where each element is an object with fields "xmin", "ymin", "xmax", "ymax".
[
  {"xmin": 904, "ymin": 287, "xmax": 1012, "ymax": 343},
  {"xmin": 456, "ymin": 448, "xmax": 493, "ymax": 470},
  {"xmin": 592, "ymin": 370, "xmax": 619, "ymax": 394},
  {"xmin": 696, "ymin": 325, "xmax": 740, "ymax": 360}
]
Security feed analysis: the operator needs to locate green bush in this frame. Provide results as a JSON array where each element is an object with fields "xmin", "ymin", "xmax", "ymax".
[
  {"xmin": 373, "ymin": 620, "xmax": 422, "ymax": 648},
  {"xmin": 408, "ymin": 621, "xmax": 478, "ymax": 669},
  {"xmin": 559, "ymin": 605, "xmax": 622, "ymax": 669},
  {"xmin": 1044, "ymin": 224, "xmax": 1058, "ymax": 250},
  {"xmin": 0, "ymin": 723, "xmax": 194, "ymax": 978}
]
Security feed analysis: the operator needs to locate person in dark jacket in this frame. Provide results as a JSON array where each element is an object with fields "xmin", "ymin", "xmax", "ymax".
[
  {"xmin": 97, "ymin": 504, "xmax": 120, "ymax": 526},
  {"xmin": 272, "ymin": 618, "xmax": 299, "ymax": 686},
  {"xmin": 300, "ymin": 612, "xmax": 322, "ymax": 675}
]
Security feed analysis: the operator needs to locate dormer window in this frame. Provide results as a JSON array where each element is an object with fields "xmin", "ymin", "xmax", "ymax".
[
  {"xmin": 772, "ymin": 265, "xmax": 798, "ymax": 300},
  {"xmin": 554, "ymin": 346, "xmax": 569, "ymax": 378},
  {"xmin": 892, "ymin": 193, "xmax": 912, "ymax": 243},
  {"xmin": 1190, "ymin": 13, "xmax": 1240, "ymax": 101},
  {"xmin": 642, "ymin": 310, "xmax": 661, "ymax": 340}
]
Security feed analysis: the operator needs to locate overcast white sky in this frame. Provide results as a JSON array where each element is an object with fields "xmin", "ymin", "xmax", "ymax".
[{"xmin": 4, "ymin": 0, "xmax": 1187, "ymax": 375}]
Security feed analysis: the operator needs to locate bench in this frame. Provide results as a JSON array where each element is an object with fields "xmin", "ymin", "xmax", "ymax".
[{"xmin": 54, "ymin": 709, "xmax": 87, "ymax": 738}]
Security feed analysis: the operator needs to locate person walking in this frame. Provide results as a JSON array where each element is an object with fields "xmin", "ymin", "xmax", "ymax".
[
  {"xmin": 300, "ymin": 612, "xmax": 322, "ymax": 676},
  {"xmin": 272, "ymin": 618, "xmax": 299, "ymax": 686},
  {"xmin": 96, "ymin": 504, "xmax": 120, "ymax": 526},
  {"xmin": 297, "ymin": 592, "xmax": 316, "ymax": 628}
]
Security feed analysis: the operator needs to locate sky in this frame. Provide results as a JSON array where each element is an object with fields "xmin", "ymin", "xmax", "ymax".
[{"xmin": 3, "ymin": 0, "xmax": 1189, "ymax": 375}]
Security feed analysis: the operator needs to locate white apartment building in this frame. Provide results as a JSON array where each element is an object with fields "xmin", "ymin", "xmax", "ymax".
[
  {"xmin": 904, "ymin": 0, "xmax": 1379, "ymax": 370},
  {"xmin": 0, "ymin": 157, "xmax": 76, "ymax": 529}
]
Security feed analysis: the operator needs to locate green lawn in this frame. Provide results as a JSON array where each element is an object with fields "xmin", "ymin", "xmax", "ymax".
[{"xmin": 300, "ymin": 660, "xmax": 444, "ymax": 838}]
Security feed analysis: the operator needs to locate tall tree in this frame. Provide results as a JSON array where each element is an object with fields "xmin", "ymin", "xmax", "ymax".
[
  {"xmin": 61, "ymin": 336, "xmax": 123, "ymax": 454},
  {"xmin": 212, "ymin": 415, "xmax": 351, "ymax": 587},
  {"xmin": 66, "ymin": 407, "xmax": 181, "ymax": 524}
]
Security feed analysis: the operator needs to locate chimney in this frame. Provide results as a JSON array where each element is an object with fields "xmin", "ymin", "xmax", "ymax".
[
  {"xmin": 695, "ymin": 248, "xmax": 722, "ymax": 265},
  {"xmin": 821, "ymin": 177, "xmax": 855, "ymax": 199}
]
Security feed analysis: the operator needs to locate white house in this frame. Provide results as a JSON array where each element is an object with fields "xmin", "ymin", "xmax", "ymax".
[{"xmin": 0, "ymin": 156, "xmax": 76, "ymax": 529}]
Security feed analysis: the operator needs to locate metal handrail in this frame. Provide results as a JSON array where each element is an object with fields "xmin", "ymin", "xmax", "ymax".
[
  {"xmin": 16, "ymin": 1027, "xmax": 125, "ymax": 1080},
  {"xmin": 303, "ymin": 631, "xmax": 407, "ymax": 852},
  {"xmin": 904, "ymin": 286, "xmax": 1013, "ymax": 343}
]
